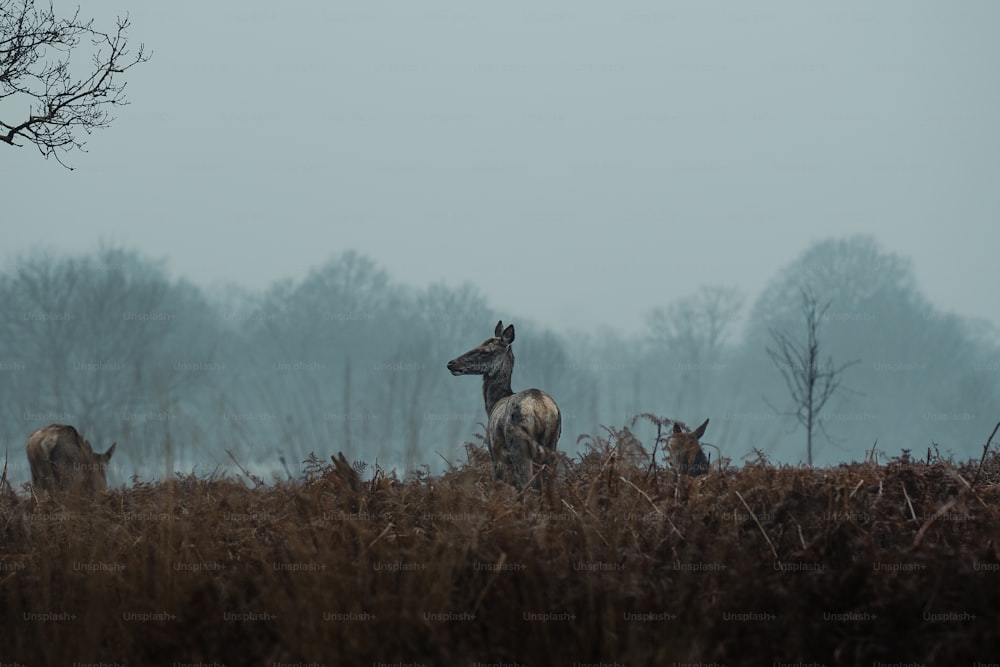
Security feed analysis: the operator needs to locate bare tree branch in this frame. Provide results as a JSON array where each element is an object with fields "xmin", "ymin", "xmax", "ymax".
[{"xmin": 0, "ymin": 0, "xmax": 149, "ymax": 168}]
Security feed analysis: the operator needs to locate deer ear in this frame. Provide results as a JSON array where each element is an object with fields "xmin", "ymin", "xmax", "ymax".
[
  {"xmin": 672, "ymin": 422, "xmax": 683, "ymax": 434},
  {"xmin": 500, "ymin": 324, "xmax": 515, "ymax": 346},
  {"xmin": 494, "ymin": 320, "xmax": 504, "ymax": 338},
  {"xmin": 104, "ymin": 442, "xmax": 117, "ymax": 461},
  {"xmin": 693, "ymin": 419, "xmax": 709, "ymax": 439}
]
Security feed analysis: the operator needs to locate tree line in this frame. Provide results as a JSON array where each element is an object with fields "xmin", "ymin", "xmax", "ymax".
[{"xmin": 1, "ymin": 236, "xmax": 997, "ymax": 485}]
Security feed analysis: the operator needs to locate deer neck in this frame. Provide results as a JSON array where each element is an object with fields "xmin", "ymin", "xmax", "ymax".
[{"xmin": 482, "ymin": 351, "xmax": 514, "ymax": 416}]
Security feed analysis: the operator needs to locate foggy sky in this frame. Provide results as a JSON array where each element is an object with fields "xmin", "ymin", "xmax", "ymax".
[{"xmin": 3, "ymin": 1, "xmax": 998, "ymax": 336}]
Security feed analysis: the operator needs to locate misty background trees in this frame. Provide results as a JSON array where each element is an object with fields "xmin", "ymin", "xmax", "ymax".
[{"xmin": 1, "ymin": 236, "xmax": 997, "ymax": 487}]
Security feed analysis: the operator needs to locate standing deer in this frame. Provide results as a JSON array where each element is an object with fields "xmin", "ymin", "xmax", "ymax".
[
  {"xmin": 668, "ymin": 418, "xmax": 710, "ymax": 476},
  {"xmin": 26, "ymin": 424, "xmax": 117, "ymax": 495},
  {"xmin": 448, "ymin": 321, "xmax": 561, "ymax": 490}
]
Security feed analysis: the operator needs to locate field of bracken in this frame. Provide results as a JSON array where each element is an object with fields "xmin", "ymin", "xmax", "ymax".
[{"xmin": 2, "ymin": 422, "xmax": 1000, "ymax": 666}]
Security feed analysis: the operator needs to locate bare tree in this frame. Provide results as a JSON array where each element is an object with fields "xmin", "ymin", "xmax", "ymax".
[
  {"xmin": 766, "ymin": 288, "xmax": 858, "ymax": 465},
  {"xmin": 0, "ymin": 0, "xmax": 149, "ymax": 167}
]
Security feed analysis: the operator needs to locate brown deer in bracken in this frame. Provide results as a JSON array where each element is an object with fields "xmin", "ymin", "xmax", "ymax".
[
  {"xmin": 668, "ymin": 418, "xmax": 710, "ymax": 476},
  {"xmin": 26, "ymin": 424, "xmax": 117, "ymax": 495},
  {"xmin": 448, "ymin": 321, "xmax": 561, "ymax": 490}
]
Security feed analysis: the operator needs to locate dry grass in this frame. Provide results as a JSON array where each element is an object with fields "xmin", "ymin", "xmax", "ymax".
[{"xmin": 2, "ymin": 425, "xmax": 1000, "ymax": 666}]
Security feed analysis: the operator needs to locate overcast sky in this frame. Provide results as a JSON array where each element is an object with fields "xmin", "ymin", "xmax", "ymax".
[{"xmin": 3, "ymin": 1, "xmax": 998, "ymax": 336}]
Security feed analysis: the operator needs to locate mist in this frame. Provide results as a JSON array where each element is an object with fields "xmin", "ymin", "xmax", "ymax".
[
  {"xmin": 2, "ymin": 2, "xmax": 998, "ymax": 485},
  {"xmin": 3, "ymin": 2, "xmax": 999, "ymax": 335},
  {"xmin": 0, "ymin": 236, "xmax": 996, "ymax": 487}
]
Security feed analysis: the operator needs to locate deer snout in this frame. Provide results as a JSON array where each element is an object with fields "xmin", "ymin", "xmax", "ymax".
[{"xmin": 447, "ymin": 359, "xmax": 463, "ymax": 375}]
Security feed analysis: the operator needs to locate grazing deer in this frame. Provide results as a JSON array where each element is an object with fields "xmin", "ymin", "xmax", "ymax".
[
  {"xmin": 668, "ymin": 418, "xmax": 710, "ymax": 476},
  {"xmin": 448, "ymin": 321, "xmax": 561, "ymax": 490},
  {"xmin": 26, "ymin": 424, "xmax": 117, "ymax": 495}
]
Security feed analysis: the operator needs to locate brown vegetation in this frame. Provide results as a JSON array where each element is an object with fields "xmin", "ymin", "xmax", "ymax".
[{"xmin": 2, "ymin": 423, "xmax": 999, "ymax": 665}]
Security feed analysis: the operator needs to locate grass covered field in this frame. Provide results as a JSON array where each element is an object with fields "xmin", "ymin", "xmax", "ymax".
[{"xmin": 3, "ymin": 426, "xmax": 1000, "ymax": 665}]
